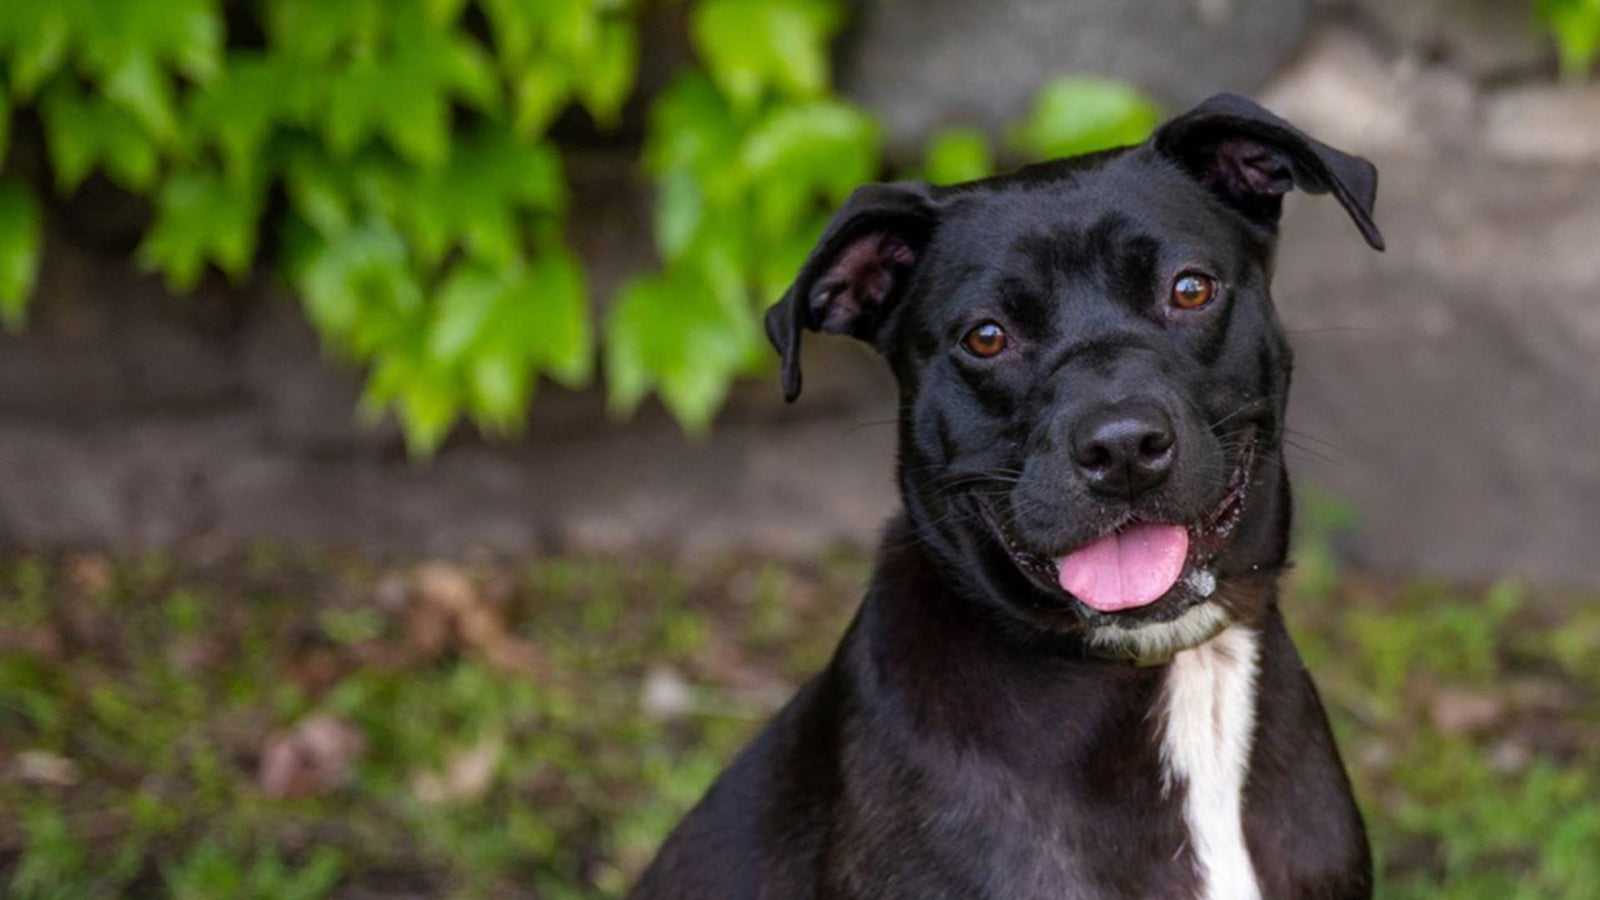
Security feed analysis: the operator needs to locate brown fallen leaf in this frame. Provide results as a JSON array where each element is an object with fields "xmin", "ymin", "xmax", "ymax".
[
  {"xmin": 65, "ymin": 554, "xmax": 114, "ymax": 596},
  {"xmin": 12, "ymin": 750, "xmax": 81, "ymax": 787},
  {"xmin": 411, "ymin": 562, "xmax": 545, "ymax": 677},
  {"xmin": 412, "ymin": 736, "xmax": 502, "ymax": 806},
  {"xmin": 258, "ymin": 714, "xmax": 366, "ymax": 799},
  {"xmin": 1428, "ymin": 687, "xmax": 1505, "ymax": 736}
]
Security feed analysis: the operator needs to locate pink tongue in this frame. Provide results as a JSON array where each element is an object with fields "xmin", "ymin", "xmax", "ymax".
[{"xmin": 1057, "ymin": 524, "xmax": 1189, "ymax": 612}]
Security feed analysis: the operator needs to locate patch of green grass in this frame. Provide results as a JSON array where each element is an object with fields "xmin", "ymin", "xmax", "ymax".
[
  {"xmin": 1284, "ymin": 497, "xmax": 1600, "ymax": 898},
  {"xmin": 1, "ymin": 542, "xmax": 1597, "ymax": 898}
]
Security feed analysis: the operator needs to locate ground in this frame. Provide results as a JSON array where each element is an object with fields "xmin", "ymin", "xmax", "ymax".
[{"xmin": 2, "ymin": 510, "xmax": 1599, "ymax": 898}]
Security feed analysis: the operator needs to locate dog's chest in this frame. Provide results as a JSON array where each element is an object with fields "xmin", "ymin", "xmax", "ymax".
[{"xmin": 1159, "ymin": 625, "xmax": 1263, "ymax": 900}]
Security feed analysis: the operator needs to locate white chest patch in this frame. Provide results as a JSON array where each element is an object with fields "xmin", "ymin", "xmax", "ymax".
[{"xmin": 1160, "ymin": 625, "xmax": 1262, "ymax": 900}]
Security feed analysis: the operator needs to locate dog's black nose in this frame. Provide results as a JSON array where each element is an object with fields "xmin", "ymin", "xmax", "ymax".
[{"xmin": 1070, "ymin": 404, "xmax": 1176, "ymax": 499}]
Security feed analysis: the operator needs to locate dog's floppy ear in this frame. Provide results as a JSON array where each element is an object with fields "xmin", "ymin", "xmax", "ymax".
[
  {"xmin": 1154, "ymin": 93, "xmax": 1384, "ymax": 251},
  {"xmin": 765, "ymin": 182, "xmax": 940, "ymax": 402}
]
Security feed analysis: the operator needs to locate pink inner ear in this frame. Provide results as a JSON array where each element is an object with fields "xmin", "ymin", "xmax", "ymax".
[
  {"xmin": 1208, "ymin": 138, "xmax": 1293, "ymax": 198},
  {"xmin": 813, "ymin": 232, "xmax": 917, "ymax": 334}
]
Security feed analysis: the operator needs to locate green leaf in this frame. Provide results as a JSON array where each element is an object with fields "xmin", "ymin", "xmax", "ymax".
[
  {"xmin": 265, "ymin": 0, "xmax": 383, "ymax": 64},
  {"xmin": 511, "ymin": 57, "xmax": 573, "ymax": 138},
  {"xmin": 644, "ymin": 73, "xmax": 743, "ymax": 200},
  {"xmin": 1008, "ymin": 76, "xmax": 1163, "ymax": 160},
  {"xmin": 0, "ymin": 3, "xmax": 71, "ymax": 98},
  {"xmin": 0, "ymin": 88, "xmax": 9, "ymax": 167},
  {"xmin": 575, "ymin": 19, "xmax": 638, "ymax": 126},
  {"xmin": 102, "ymin": 51, "xmax": 179, "ymax": 144},
  {"xmin": 38, "ymin": 81, "xmax": 159, "ymax": 192},
  {"xmin": 757, "ymin": 214, "xmax": 824, "ymax": 305},
  {"xmin": 480, "ymin": 0, "xmax": 539, "ymax": 66},
  {"xmin": 0, "ymin": 178, "xmax": 43, "ymax": 331},
  {"xmin": 375, "ymin": 348, "xmax": 462, "ymax": 457},
  {"xmin": 291, "ymin": 218, "xmax": 421, "ymax": 352},
  {"xmin": 75, "ymin": 0, "xmax": 224, "ymax": 88},
  {"xmin": 424, "ymin": 0, "xmax": 472, "ymax": 27},
  {"xmin": 285, "ymin": 151, "xmax": 356, "ymax": 239},
  {"xmin": 604, "ymin": 267, "xmax": 759, "ymax": 433},
  {"xmin": 393, "ymin": 126, "xmax": 565, "ymax": 270},
  {"xmin": 691, "ymin": 0, "xmax": 842, "ymax": 112},
  {"xmin": 138, "ymin": 169, "xmax": 264, "ymax": 291},
  {"xmin": 922, "ymin": 127, "xmax": 993, "ymax": 185},
  {"xmin": 653, "ymin": 170, "xmax": 704, "ymax": 263},
  {"xmin": 510, "ymin": 245, "xmax": 590, "ymax": 386},
  {"xmin": 189, "ymin": 52, "xmax": 311, "ymax": 185},
  {"xmin": 739, "ymin": 100, "xmax": 879, "ymax": 237},
  {"xmin": 429, "ymin": 264, "xmax": 505, "ymax": 365},
  {"xmin": 1537, "ymin": 0, "xmax": 1600, "ymax": 78}
]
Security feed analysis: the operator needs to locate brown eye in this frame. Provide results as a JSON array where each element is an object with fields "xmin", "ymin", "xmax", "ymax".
[
  {"xmin": 1171, "ymin": 272, "xmax": 1218, "ymax": 310},
  {"xmin": 961, "ymin": 321, "xmax": 1009, "ymax": 358}
]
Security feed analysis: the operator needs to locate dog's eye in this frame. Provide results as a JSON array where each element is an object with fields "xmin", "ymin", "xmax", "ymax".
[
  {"xmin": 1170, "ymin": 272, "xmax": 1218, "ymax": 310},
  {"xmin": 960, "ymin": 322, "xmax": 1009, "ymax": 358}
]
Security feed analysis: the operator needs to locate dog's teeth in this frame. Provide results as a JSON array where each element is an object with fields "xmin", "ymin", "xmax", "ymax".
[{"xmin": 1184, "ymin": 568, "xmax": 1217, "ymax": 598}]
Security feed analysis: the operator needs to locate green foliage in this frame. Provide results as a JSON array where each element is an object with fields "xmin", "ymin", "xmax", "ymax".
[
  {"xmin": 5, "ymin": 549, "xmax": 1600, "ymax": 896},
  {"xmin": 921, "ymin": 127, "xmax": 995, "ymax": 185},
  {"xmin": 1009, "ymin": 76, "xmax": 1164, "ymax": 160},
  {"xmin": 609, "ymin": 0, "xmax": 877, "ymax": 429},
  {"xmin": 1537, "ymin": 0, "xmax": 1600, "ymax": 78},
  {"xmin": 0, "ymin": 176, "xmax": 41, "ymax": 330},
  {"xmin": 163, "ymin": 843, "xmax": 344, "ymax": 900},
  {"xmin": 0, "ymin": 0, "xmax": 1164, "ymax": 452},
  {"xmin": 0, "ymin": 0, "xmax": 611, "ymax": 454}
]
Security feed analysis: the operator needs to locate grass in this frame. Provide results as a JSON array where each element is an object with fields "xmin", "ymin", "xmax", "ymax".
[{"xmin": 0, "ymin": 530, "xmax": 1597, "ymax": 898}]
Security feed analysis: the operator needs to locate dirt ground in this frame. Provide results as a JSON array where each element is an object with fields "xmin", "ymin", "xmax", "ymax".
[{"xmin": 2, "ymin": 529, "xmax": 1598, "ymax": 898}]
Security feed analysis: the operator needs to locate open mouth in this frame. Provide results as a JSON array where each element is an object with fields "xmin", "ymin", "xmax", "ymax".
[{"xmin": 982, "ymin": 437, "xmax": 1258, "ymax": 616}]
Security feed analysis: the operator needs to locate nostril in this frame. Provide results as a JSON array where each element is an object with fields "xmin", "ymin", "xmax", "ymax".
[
  {"xmin": 1138, "ymin": 430, "xmax": 1174, "ymax": 461},
  {"xmin": 1080, "ymin": 443, "xmax": 1113, "ymax": 471}
]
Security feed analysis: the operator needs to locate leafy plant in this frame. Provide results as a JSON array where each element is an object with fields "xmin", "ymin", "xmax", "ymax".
[
  {"xmin": 1008, "ymin": 76, "xmax": 1163, "ymax": 160},
  {"xmin": 163, "ymin": 842, "xmax": 344, "ymax": 900},
  {"xmin": 0, "ymin": 0, "xmax": 1161, "ymax": 453},
  {"xmin": 607, "ymin": 0, "xmax": 878, "ymax": 431},
  {"xmin": 1537, "ymin": 0, "xmax": 1600, "ymax": 78}
]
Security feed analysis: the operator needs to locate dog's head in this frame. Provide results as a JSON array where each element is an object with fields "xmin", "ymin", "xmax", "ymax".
[{"xmin": 767, "ymin": 94, "xmax": 1382, "ymax": 660}]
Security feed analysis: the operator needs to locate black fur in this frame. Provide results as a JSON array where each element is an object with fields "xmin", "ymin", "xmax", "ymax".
[{"xmin": 631, "ymin": 94, "xmax": 1383, "ymax": 900}]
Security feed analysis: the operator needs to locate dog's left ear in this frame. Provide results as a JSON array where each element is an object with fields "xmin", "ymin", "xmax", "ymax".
[
  {"xmin": 765, "ymin": 182, "xmax": 940, "ymax": 402},
  {"xmin": 1154, "ymin": 92, "xmax": 1384, "ymax": 251}
]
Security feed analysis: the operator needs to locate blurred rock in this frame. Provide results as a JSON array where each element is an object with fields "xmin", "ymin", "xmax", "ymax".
[
  {"xmin": 1275, "ymin": 152, "xmax": 1600, "ymax": 587},
  {"xmin": 1483, "ymin": 84, "xmax": 1600, "ymax": 165},
  {"xmin": 641, "ymin": 665, "xmax": 694, "ymax": 721},
  {"xmin": 1352, "ymin": 0, "xmax": 1554, "ymax": 79},
  {"xmin": 839, "ymin": 0, "xmax": 1312, "ymax": 155},
  {"xmin": 1259, "ymin": 27, "xmax": 1477, "ymax": 158}
]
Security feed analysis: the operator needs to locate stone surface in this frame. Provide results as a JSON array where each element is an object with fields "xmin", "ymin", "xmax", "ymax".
[
  {"xmin": 839, "ymin": 0, "xmax": 1312, "ymax": 155},
  {"xmin": 1276, "ymin": 153, "xmax": 1600, "ymax": 588},
  {"xmin": 1259, "ymin": 27, "xmax": 1478, "ymax": 158},
  {"xmin": 5, "ymin": 12, "xmax": 1600, "ymax": 592},
  {"xmin": 1352, "ymin": 0, "xmax": 1555, "ymax": 78},
  {"xmin": 1483, "ymin": 84, "xmax": 1600, "ymax": 165}
]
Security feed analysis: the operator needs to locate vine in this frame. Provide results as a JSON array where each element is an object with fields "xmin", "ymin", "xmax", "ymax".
[{"xmin": 0, "ymin": 0, "xmax": 1165, "ymax": 454}]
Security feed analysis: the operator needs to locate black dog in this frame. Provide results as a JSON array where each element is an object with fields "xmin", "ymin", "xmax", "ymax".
[{"xmin": 630, "ymin": 94, "xmax": 1384, "ymax": 900}]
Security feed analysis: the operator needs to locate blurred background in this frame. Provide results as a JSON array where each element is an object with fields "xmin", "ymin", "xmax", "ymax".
[{"xmin": 1, "ymin": 0, "xmax": 1598, "ymax": 896}]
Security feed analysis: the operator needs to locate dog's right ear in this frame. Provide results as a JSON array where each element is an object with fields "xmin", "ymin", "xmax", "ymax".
[{"xmin": 765, "ymin": 182, "xmax": 940, "ymax": 402}]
